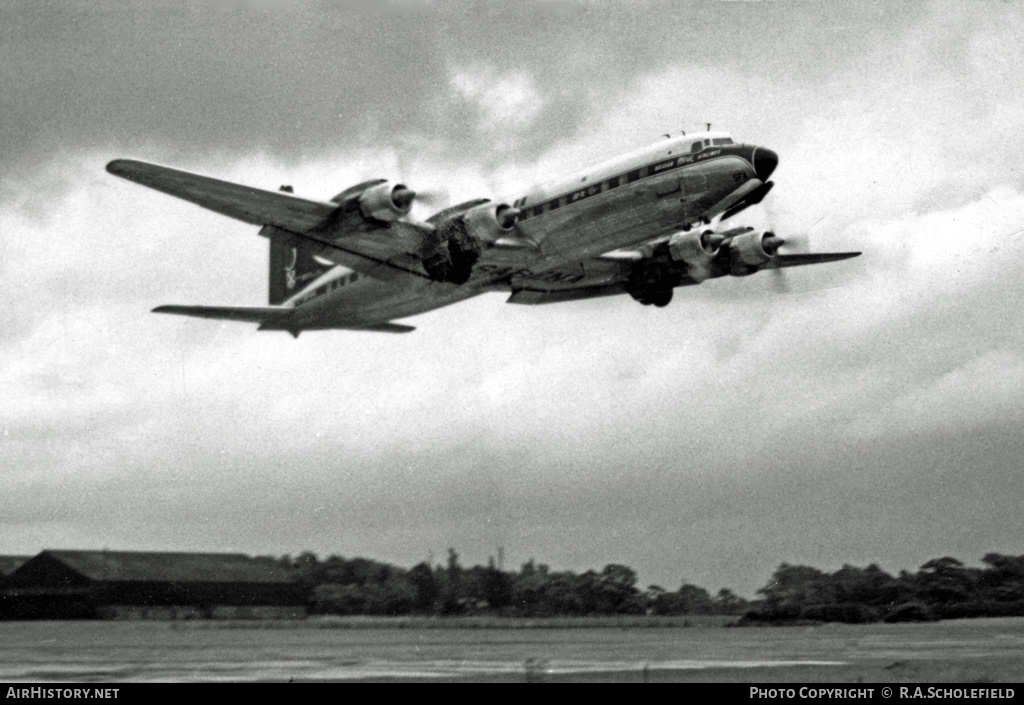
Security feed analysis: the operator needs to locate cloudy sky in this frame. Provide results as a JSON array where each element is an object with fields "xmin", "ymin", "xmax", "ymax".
[{"xmin": 2, "ymin": 0, "xmax": 1023, "ymax": 597}]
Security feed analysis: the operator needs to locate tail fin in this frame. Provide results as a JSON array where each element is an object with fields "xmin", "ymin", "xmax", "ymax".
[{"xmin": 266, "ymin": 227, "xmax": 333, "ymax": 304}]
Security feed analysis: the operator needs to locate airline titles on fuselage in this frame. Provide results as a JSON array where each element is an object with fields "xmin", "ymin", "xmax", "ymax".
[{"xmin": 515, "ymin": 141, "xmax": 733, "ymax": 221}]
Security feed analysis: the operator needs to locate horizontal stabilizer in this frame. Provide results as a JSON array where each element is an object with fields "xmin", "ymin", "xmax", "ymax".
[
  {"xmin": 774, "ymin": 252, "xmax": 862, "ymax": 268},
  {"xmin": 356, "ymin": 322, "xmax": 416, "ymax": 333},
  {"xmin": 107, "ymin": 159, "xmax": 337, "ymax": 233},
  {"xmin": 152, "ymin": 305, "xmax": 293, "ymax": 323}
]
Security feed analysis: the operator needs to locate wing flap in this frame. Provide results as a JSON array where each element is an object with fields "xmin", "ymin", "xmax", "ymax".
[
  {"xmin": 507, "ymin": 284, "xmax": 628, "ymax": 305},
  {"xmin": 107, "ymin": 159, "xmax": 338, "ymax": 233}
]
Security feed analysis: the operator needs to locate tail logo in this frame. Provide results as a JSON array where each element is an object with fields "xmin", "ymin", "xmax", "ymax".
[{"xmin": 285, "ymin": 247, "xmax": 298, "ymax": 290}]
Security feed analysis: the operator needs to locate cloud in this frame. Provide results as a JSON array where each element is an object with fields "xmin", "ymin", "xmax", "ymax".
[
  {"xmin": 4, "ymin": 1, "xmax": 1024, "ymax": 594},
  {"xmin": 449, "ymin": 66, "xmax": 543, "ymax": 133}
]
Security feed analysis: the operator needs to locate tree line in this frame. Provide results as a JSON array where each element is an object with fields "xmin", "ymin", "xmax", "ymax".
[
  {"xmin": 746, "ymin": 554, "xmax": 1024, "ymax": 624},
  {"xmin": 278, "ymin": 551, "xmax": 1024, "ymax": 622},
  {"xmin": 279, "ymin": 549, "xmax": 747, "ymax": 618}
]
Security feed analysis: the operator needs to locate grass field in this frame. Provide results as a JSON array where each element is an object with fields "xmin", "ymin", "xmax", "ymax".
[
  {"xmin": 2, "ymin": 616, "xmax": 1023, "ymax": 682},
  {"xmin": 170, "ymin": 613, "xmax": 738, "ymax": 630}
]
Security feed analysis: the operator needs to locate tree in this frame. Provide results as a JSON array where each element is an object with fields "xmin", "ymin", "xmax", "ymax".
[
  {"xmin": 713, "ymin": 588, "xmax": 747, "ymax": 615},
  {"xmin": 480, "ymin": 561, "xmax": 513, "ymax": 612},
  {"xmin": 829, "ymin": 564, "xmax": 905, "ymax": 607},
  {"xmin": 408, "ymin": 562, "xmax": 438, "ymax": 614},
  {"xmin": 916, "ymin": 557, "xmax": 976, "ymax": 605},
  {"xmin": 441, "ymin": 548, "xmax": 464, "ymax": 615},
  {"xmin": 980, "ymin": 554, "xmax": 1024, "ymax": 602},
  {"xmin": 757, "ymin": 564, "xmax": 830, "ymax": 618},
  {"xmin": 676, "ymin": 583, "xmax": 714, "ymax": 614}
]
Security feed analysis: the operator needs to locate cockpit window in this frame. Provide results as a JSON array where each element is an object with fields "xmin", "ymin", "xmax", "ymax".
[
  {"xmin": 713, "ymin": 137, "xmax": 733, "ymax": 145},
  {"xmin": 691, "ymin": 142, "xmax": 703, "ymax": 154}
]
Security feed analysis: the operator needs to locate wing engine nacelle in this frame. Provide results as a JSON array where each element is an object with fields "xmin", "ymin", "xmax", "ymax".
[
  {"xmin": 460, "ymin": 201, "xmax": 521, "ymax": 244},
  {"xmin": 358, "ymin": 181, "xmax": 416, "ymax": 222},
  {"xmin": 668, "ymin": 229, "xmax": 723, "ymax": 283},
  {"xmin": 729, "ymin": 230, "xmax": 784, "ymax": 274}
]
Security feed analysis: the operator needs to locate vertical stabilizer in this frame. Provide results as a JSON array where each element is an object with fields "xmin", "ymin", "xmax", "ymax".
[{"xmin": 265, "ymin": 226, "xmax": 332, "ymax": 304}]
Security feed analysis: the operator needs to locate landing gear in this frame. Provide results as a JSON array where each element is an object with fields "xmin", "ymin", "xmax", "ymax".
[
  {"xmin": 626, "ymin": 264, "xmax": 676, "ymax": 308},
  {"xmin": 423, "ymin": 221, "xmax": 481, "ymax": 285},
  {"xmin": 640, "ymin": 290, "xmax": 673, "ymax": 307}
]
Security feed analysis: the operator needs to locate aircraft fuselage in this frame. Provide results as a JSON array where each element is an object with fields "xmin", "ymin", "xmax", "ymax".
[{"xmin": 284, "ymin": 131, "xmax": 777, "ymax": 330}]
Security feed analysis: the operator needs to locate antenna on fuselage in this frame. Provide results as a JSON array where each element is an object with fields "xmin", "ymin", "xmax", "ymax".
[{"xmin": 706, "ymin": 123, "xmax": 712, "ymax": 132}]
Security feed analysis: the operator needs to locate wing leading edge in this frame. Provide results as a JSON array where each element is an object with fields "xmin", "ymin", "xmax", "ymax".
[{"xmin": 107, "ymin": 160, "xmax": 338, "ymax": 233}]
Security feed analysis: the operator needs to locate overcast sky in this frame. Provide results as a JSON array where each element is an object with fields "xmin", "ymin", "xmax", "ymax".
[{"xmin": 2, "ymin": 0, "xmax": 1023, "ymax": 597}]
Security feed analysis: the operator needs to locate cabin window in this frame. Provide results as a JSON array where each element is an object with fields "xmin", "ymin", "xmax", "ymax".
[
  {"xmin": 533, "ymin": 206, "xmax": 543, "ymax": 217},
  {"xmin": 607, "ymin": 176, "xmax": 619, "ymax": 189},
  {"xmin": 549, "ymin": 198, "xmax": 560, "ymax": 210},
  {"xmin": 627, "ymin": 169, "xmax": 640, "ymax": 183}
]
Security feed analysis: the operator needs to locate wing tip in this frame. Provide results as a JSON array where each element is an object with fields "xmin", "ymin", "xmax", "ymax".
[
  {"xmin": 107, "ymin": 158, "xmax": 157, "ymax": 179},
  {"xmin": 106, "ymin": 159, "xmax": 132, "ymax": 176}
]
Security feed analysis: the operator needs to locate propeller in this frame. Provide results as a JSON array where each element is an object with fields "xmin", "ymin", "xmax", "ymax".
[
  {"xmin": 392, "ymin": 141, "xmax": 451, "ymax": 212},
  {"xmin": 409, "ymin": 189, "xmax": 448, "ymax": 207},
  {"xmin": 769, "ymin": 232, "xmax": 810, "ymax": 293},
  {"xmin": 758, "ymin": 197, "xmax": 810, "ymax": 293}
]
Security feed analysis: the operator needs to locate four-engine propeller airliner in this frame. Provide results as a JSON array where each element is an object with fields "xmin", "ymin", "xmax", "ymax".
[{"xmin": 107, "ymin": 131, "xmax": 860, "ymax": 335}]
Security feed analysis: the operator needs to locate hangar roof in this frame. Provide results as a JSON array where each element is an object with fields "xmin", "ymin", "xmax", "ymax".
[
  {"xmin": 0, "ymin": 556, "xmax": 31, "ymax": 576},
  {"xmin": 22, "ymin": 550, "xmax": 297, "ymax": 584}
]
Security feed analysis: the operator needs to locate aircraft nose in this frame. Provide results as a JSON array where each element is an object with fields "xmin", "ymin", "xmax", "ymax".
[{"xmin": 753, "ymin": 147, "xmax": 778, "ymax": 181}]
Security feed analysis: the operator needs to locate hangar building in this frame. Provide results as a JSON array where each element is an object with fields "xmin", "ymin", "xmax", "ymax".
[{"xmin": 1, "ymin": 549, "xmax": 307, "ymax": 619}]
